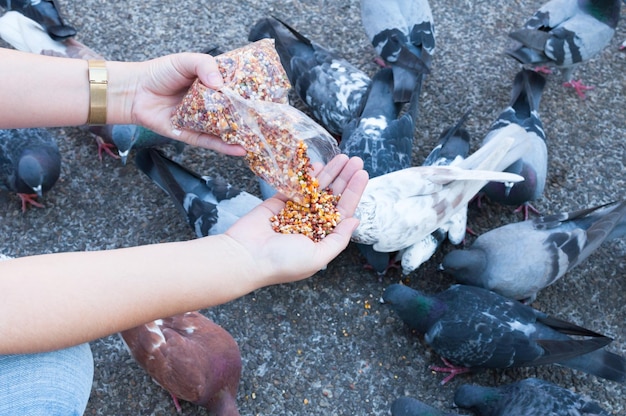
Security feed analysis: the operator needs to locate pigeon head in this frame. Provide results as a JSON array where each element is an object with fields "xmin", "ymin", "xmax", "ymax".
[
  {"xmin": 482, "ymin": 160, "xmax": 540, "ymax": 206},
  {"xmin": 585, "ymin": 0, "xmax": 622, "ymax": 28},
  {"xmin": 381, "ymin": 284, "xmax": 446, "ymax": 334},
  {"xmin": 440, "ymin": 249, "xmax": 487, "ymax": 287},
  {"xmin": 111, "ymin": 124, "xmax": 138, "ymax": 164},
  {"xmin": 453, "ymin": 384, "xmax": 501, "ymax": 414},
  {"xmin": 17, "ymin": 155, "xmax": 45, "ymax": 196},
  {"xmin": 16, "ymin": 150, "xmax": 60, "ymax": 196}
]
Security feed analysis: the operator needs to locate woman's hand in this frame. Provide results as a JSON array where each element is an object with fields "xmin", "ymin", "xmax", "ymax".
[
  {"xmin": 123, "ymin": 52, "xmax": 246, "ymax": 156},
  {"xmin": 224, "ymin": 154, "xmax": 368, "ymax": 286}
]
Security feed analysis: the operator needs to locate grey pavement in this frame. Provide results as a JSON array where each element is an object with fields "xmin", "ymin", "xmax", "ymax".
[{"xmin": 1, "ymin": 0, "xmax": 625, "ymax": 414}]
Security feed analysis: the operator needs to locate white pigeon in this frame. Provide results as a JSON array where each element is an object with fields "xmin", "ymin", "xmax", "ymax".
[{"xmin": 351, "ymin": 125, "xmax": 531, "ymax": 258}]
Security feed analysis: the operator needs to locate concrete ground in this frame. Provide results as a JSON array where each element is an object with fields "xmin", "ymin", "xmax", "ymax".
[{"xmin": 1, "ymin": 0, "xmax": 625, "ymax": 414}]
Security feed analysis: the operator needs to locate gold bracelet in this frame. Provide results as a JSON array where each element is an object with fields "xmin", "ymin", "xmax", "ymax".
[{"xmin": 87, "ymin": 60, "xmax": 108, "ymax": 125}]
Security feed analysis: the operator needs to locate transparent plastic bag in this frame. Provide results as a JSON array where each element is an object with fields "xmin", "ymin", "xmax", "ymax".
[{"xmin": 172, "ymin": 39, "xmax": 340, "ymax": 202}]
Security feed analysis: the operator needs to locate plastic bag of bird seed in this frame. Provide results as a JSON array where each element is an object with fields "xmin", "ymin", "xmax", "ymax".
[{"xmin": 171, "ymin": 38, "xmax": 340, "ymax": 203}]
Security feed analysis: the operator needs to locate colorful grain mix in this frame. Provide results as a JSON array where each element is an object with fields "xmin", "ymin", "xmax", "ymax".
[{"xmin": 270, "ymin": 141, "xmax": 341, "ymax": 242}]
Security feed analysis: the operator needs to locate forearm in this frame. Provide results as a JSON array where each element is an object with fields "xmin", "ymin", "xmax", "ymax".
[
  {"xmin": 0, "ymin": 235, "xmax": 259, "ymax": 354},
  {"xmin": 0, "ymin": 48, "xmax": 135, "ymax": 128}
]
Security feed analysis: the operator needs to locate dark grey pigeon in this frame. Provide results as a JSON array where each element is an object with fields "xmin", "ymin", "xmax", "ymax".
[
  {"xmin": 441, "ymin": 200, "xmax": 626, "ymax": 303},
  {"xmin": 360, "ymin": 0, "xmax": 434, "ymax": 102},
  {"xmin": 135, "ymin": 149, "xmax": 261, "ymax": 237},
  {"xmin": 454, "ymin": 378, "xmax": 610, "ymax": 416},
  {"xmin": 89, "ymin": 124, "xmax": 185, "ymax": 165},
  {"xmin": 381, "ymin": 283, "xmax": 626, "ymax": 384},
  {"xmin": 480, "ymin": 69, "xmax": 547, "ymax": 219},
  {"xmin": 0, "ymin": 128, "xmax": 61, "ymax": 212},
  {"xmin": 248, "ymin": 16, "xmax": 371, "ymax": 137},
  {"xmin": 397, "ymin": 110, "xmax": 472, "ymax": 274},
  {"xmin": 339, "ymin": 67, "xmax": 420, "ymax": 274},
  {"xmin": 391, "ymin": 397, "xmax": 460, "ymax": 416},
  {"xmin": 506, "ymin": 0, "xmax": 621, "ymax": 98}
]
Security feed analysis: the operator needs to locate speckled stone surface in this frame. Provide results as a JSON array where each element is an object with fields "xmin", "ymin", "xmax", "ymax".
[{"xmin": 1, "ymin": 0, "xmax": 625, "ymax": 415}]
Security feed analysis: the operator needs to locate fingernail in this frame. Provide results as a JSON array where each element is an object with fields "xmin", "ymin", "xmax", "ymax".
[
  {"xmin": 206, "ymin": 72, "xmax": 223, "ymax": 88},
  {"xmin": 171, "ymin": 128, "xmax": 182, "ymax": 136}
]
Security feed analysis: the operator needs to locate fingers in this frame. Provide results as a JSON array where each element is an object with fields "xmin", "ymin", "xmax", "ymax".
[
  {"xmin": 172, "ymin": 53, "xmax": 224, "ymax": 89},
  {"xmin": 336, "ymin": 169, "xmax": 368, "ymax": 219},
  {"xmin": 309, "ymin": 154, "xmax": 367, "ymax": 219},
  {"xmin": 315, "ymin": 154, "xmax": 365, "ymax": 192},
  {"xmin": 331, "ymin": 156, "xmax": 366, "ymax": 195}
]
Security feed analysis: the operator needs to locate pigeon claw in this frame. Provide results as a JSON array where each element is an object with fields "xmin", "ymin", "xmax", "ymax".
[
  {"xmin": 169, "ymin": 392, "xmax": 183, "ymax": 413},
  {"xmin": 373, "ymin": 56, "xmax": 390, "ymax": 68},
  {"xmin": 94, "ymin": 136, "xmax": 120, "ymax": 161},
  {"xmin": 429, "ymin": 357, "xmax": 471, "ymax": 385},
  {"xmin": 562, "ymin": 79, "xmax": 594, "ymax": 99},
  {"xmin": 532, "ymin": 65, "xmax": 553, "ymax": 75},
  {"xmin": 18, "ymin": 193, "xmax": 44, "ymax": 212},
  {"xmin": 513, "ymin": 202, "xmax": 541, "ymax": 220}
]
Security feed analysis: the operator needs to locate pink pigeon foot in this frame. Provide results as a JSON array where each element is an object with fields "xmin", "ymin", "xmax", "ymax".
[
  {"xmin": 169, "ymin": 392, "xmax": 183, "ymax": 413},
  {"xmin": 94, "ymin": 135, "xmax": 120, "ymax": 161},
  {"xmin": 532, "ymin": 66, "xmax": 552, "ymax": 75},
  {"xmin": 429, "ymin": 356, "xmax": 471, "ymax": 385},
  {"xmin": 373, "ymin": 56, "xmax": 390, "ymax": 68},
  {"xmin": 513, "ymin": 202, "xmax": 541, "ymax": 220},
  {"xmin": 18, "ymin": 193, "xmax": 44, "ymax": 212},
  {"xmin": 363, "ymin": 256, "xmax": 401, "ymax": 280},
  {"xmin": 563, "ymin": 79, "xmax": 594, "ymax": 99}
]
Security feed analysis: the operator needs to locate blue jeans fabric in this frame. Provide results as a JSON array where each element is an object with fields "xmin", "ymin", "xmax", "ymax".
[{"xmin": 0, "ymin": 343, "xmax": 94, "ymax": 416}]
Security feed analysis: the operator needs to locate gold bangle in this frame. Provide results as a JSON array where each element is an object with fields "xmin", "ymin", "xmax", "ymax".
[{"xmin": 87, "ymin": 60, "xmax": 108, "ymax": 125}]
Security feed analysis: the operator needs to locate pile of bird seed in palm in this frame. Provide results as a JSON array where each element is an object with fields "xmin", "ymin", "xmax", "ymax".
[{"xmin": 269, "ymin": 141, "xmax": 341, "ymax": 242}]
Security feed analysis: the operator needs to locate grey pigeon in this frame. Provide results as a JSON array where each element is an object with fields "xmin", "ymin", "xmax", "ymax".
[
  {"xmin": 480, "ymin": 69, "xmax": 547, "ymax": 219},
  {"xmin": 0, "ymin": 0, "xmax": 76, "ymax": 40},
  {"xmin": 396, "ymin": 110, "xmax": 472, "ymax": 274},
  {"xmin": 454, "ymin": 378, "xmax": 610, "ymax": 416},
  {"xmin": 391, "ymin": 397, "xmax": 459, "ymax": 416},
  {"xmin": 506, "ymin": 0, "xmax": 621, "ymax": 98},
  {"xmin": 351, "ymin": 129, "xmax": 528, "ymax": 262},
  {"xmin": 381, "ymin": 283, "xmax": 626, "ymax": 384},
  {"xmin": 441, "ymin": 200, "xmax": 626, "ymax": 302},
  {"xmin": 90, "ymin": 124, "xmax": 185, "ymax": 165},
  {"xmin": 134, "ymin": 149, "xmax": 261, "ymax": 237},
  {"xmin": 120, "ymin": 311, "xmax": 242, "ymax": 415},
  {"xmin": 248, "ymin": 16, "xmax": 371, "ymax": 136},
  {"xmin": 339, "ymin": 67, "xmax": 420, "ymax": 274},
  {"xmin": 0, "ymin": 128, "xmax": 61, "ymax": 212},
  {"xmin": 360, "ymin": 0, "xmax": 434, "ymax": 102}
]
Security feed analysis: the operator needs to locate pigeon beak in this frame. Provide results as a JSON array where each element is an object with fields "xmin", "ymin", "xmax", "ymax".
[
  {"xmin": 118, "ymin": 150, "xmax": 130, "ymax": 166},
  {"xmin": 32, "ymin": 184, "xmax": 43, "ymax": 197},
  {"xmin": 437, "ymin": 263, "xmax": 445, "ymax": 271},
  {"xmin": 504, "ymin": 181, "xmax": 515, "ymax": 197},
  {"xmin": 379, "ymin": 296, "xmax": 386, "ymax": 304}
]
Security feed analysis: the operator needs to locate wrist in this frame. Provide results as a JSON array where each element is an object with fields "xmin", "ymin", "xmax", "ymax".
[
  {"xmin": 205, "ymin": 234, "xmax": 268, "ymax": 292},
  {"xmin": 102, "ymin": 60, "xmax": 138, "ymax": 125}
]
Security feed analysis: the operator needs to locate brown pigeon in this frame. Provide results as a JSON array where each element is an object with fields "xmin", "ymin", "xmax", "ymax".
[{"xmin": 120, "ymin": 311, "xmax": 242, "ymax": 415}]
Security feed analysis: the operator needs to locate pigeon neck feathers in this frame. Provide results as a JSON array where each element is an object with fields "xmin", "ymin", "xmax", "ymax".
[
  {"xmin": 583, "ymin": 0, "xmax": 622, "ymax": 28},
  {"xmin": 382, "ymin": 284, "xmax": 447, "ymax": 334}
]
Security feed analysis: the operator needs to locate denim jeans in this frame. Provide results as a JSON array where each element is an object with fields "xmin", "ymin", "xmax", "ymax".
[{"xmin": 0, "ymin": 343, "xmax": 94, "ymax": 416}]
